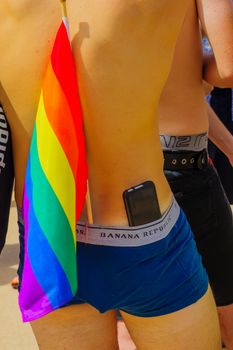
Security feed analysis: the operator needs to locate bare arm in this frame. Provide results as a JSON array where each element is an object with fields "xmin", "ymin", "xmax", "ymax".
[
  {"xmin": 197, "ymin": 0, "xmax": 233, "ymax": 86},
  {"xmin": 203, "ymin": 53, "xmax": 233, "ymax": 88},
  {"xmin": 207, "ymin": 102, "xmax": 233, "ymax": 166}
]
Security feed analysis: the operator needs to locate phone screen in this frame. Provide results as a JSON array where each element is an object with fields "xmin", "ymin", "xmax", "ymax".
[{"xmin": 123, "ymin": 181, "xmax": 161, "ymax": 226}]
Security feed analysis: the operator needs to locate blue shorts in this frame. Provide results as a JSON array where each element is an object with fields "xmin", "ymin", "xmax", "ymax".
[{"xmin": 18, "ymin": 198, "xmax": 208, "ymax": 317}]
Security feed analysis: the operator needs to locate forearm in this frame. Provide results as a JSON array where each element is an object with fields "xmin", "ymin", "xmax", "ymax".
[
  {"xmin": 207, "ymin": 102, "xmax": 233, "ymax": 165},
  {"xmin": 203, "ymin": 54, "xmax": 233, "ymax": 88},
  {"xmin": 198, "ymin": 0, "xmax": 233, "ymax": 85}
]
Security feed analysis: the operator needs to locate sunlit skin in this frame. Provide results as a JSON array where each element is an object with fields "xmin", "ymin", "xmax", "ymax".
[
  {"xmin": 0, "ymin": 1, "xmax": 221, "ymax": 349},
  {"xmin": 159, "ymin": 0, "xmax": 233, "ymax": 136}
]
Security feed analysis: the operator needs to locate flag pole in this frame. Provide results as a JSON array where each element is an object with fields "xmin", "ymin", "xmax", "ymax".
[
  {"xmin": 60, "ymin": 0, "xmax": 67, "ymax": 17},
  {"xmin": 59, "ymin": 0, "xmax": 94, "ymax": 225},
  {"xmin": 86, "ymin": 181, "xmax": 94, "ymax": 224}
]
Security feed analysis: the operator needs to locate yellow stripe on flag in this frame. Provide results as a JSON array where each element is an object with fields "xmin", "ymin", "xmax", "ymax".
[{"xmin": 36, "ymin": 95, "xmax": 76, "ymax": 243}]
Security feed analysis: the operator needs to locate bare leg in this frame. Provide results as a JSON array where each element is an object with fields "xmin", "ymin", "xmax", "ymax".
[
  {"xmin": 117, "ymin": 319, "xmax": 136, "ymax": 350},
  {"xmin": 121, "ymin": 286, "xmax": 221, "ymax": 350},
  {"xmin": 31, "ymin": 304, "xmax": 118, "ymax": 350},
  {"xmin": 218, "ymin": 305, "xmax": 233, "ymax": 350}
]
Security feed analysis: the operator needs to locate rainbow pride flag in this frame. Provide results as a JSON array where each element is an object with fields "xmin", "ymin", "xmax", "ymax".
[{"xmin": 19, "ymin": 18, "xmax": 88, "ymax": 322}]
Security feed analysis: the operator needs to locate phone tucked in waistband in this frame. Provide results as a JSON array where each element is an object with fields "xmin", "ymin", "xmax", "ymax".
[{"xmin": 123, "ymin": 181, "xmax": 162, "ymax": 226}]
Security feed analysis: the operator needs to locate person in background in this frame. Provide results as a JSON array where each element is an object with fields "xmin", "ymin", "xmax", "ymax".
[{"xmin": 158, "ymin": 0, "xmax": 233, "ymax": 348}]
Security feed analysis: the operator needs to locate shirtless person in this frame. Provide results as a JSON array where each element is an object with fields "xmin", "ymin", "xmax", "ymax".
[
  {"xmin": 0, "ymin": 1, "xmax": 221, "ymax": 349},
  {"xmin": 159, "ymin": 0, "xmax": 233, "ymax": 348}
]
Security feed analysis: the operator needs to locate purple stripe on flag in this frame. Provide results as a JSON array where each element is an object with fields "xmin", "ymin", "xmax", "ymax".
[{"xmin": 19, "ymin": 188, "xmax": 53, "ymax": 321}]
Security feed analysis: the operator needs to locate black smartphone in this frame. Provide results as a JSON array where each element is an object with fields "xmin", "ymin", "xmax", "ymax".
[{"xmin": 122, "ymin": 181, "xmax": 161, "ymax": 226}]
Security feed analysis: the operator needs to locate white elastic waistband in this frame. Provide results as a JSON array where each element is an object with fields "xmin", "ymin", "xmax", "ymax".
[{"xmin": 76, "ymin": 197, "xmax": 180, "ymax": 247}]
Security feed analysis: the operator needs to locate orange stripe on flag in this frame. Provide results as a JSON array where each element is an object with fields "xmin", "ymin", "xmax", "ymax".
[{"xmin": 43, "ymin": 62, "xmax": 78, "ymax": 177}]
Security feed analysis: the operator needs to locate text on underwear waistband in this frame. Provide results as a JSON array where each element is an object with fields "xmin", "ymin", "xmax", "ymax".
[
  {"xmin": 76, "ymin": 197, "xmax": 180, "ymax": 247},
  {"xmin": 0, "ymin": 105, "xmax": 10, "ymax": 172},
  {"xmin": 160, "ymin": 133, "xmax": 208, "ymax": 152}
]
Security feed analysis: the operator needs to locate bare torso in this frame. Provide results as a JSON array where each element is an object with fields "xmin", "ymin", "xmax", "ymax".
[
  {"xmin": 0, "ymin": 0, "xmax": 190, "ymax": 225},
  {"xmin": 159, "ymin": 0, "xmax": 208, "ymax": 135}
]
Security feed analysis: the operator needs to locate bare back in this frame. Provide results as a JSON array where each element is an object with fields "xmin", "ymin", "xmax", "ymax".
[
  {"xmin": 0, "ymin": 0, "xmax": 191, "ymax": 224},
  {"xmin": 159, "ymin": 0, "xmax": 208, "ymax": 135}
]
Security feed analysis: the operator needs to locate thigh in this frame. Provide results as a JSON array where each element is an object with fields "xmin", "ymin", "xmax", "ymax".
[
  {"xmin": 217, "ymin": 304, "xmax": 233, "ymax": 349},
  {"xmin": 117, "ymin": 320, "xmax": 136, "ymax": 350},
  {"xmin": 31, "ymin": 304, "xmax": 119, "ymax": 350},
  {"xmin": 121, "ymin": 286, "xmax": 221, "ymax": 350}
]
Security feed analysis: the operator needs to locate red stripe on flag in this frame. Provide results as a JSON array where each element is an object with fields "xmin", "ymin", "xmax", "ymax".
[
  {"xmin": 50, "ymin": 21, "xmax": 87, "ymax": 220},
  {"xmin": 51, "ymin": 22, "xmax": 84, "ymax": 138}
]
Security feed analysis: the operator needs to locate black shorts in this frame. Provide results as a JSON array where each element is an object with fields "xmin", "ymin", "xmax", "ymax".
[
  {"xmin": 0, "ymin": 105, "xmax": 14, "ymax": 253},
  {"xmin": 165, "ymin": 162, "xmax": 233, "ymax": 307},
  {"xmin": 209, "ymin": 88, "xmax": 233, "ymax": 204}
]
